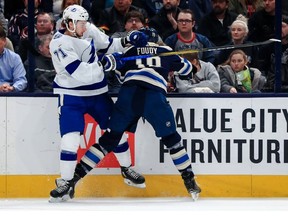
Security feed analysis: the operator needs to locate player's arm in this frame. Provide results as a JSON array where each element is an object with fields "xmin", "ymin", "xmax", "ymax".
[
  {"xmin": 170, "ymin": 55, "xmax": 195, "ymax": 77},
  {"xmin": 84, "ymin": 23, "xmax": 147, "ymax": 54}
]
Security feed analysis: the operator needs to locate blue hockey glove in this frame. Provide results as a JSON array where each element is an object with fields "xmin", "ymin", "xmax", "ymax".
[
  {"xmin": 138, "ymin": 27, "xmax": 159, "ymax": 43},
  {"xmin": 121, "ymin": 30, "xmax": 148, "ymax": 47},
  {"xmin": 101, "ymin": 52, "xmax": 125, "ymax": 72}
]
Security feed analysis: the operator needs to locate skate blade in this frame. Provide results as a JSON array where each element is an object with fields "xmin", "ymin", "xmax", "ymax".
[
  {"xmin": 190, "ymin": 192, "xmax": 200, "ymax": 201},
  {"xmin": 48, "ymin": 194, "xmax": 71, "ymax": 203},
  {"xmin": 124, "ymin": 178, "xmax": 146, "ymax": 189}
]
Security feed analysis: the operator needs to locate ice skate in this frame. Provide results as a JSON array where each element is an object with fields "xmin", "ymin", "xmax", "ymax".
[
  {"xmin": 182, "ymin": 171, "xmax": 201, "ymax": 201},
  {"xmin": 121, "ymin": 166, "xmax": 146, "ymax": 188},
  {"xmin": 49, "ymin": 178, "xmax": 75, "ymax": 203}
]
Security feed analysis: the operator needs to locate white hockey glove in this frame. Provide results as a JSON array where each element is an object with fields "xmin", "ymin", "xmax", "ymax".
[
  {"xmin": 121, "ymin": 30, "xmax": 148, "ymax": 47},
  {"xmin": 101, "ymin": 52, "xmax": 125, "ymax": 72}
]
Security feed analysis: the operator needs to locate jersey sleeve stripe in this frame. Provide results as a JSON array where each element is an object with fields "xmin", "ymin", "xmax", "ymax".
[{"xmin": 65, "ymin": 60, "xmax": 81, "ymax": 75}]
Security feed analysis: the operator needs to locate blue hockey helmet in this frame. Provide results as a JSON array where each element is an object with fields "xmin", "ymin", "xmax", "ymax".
[{"xmin": 138, "ymin": 27, "xmax": 159, "ymax": 43}]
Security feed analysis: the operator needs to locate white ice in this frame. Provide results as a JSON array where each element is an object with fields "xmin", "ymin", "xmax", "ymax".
[{"xmin": 0, "ymin": 197, "xmax": 288, "ymax": 215}]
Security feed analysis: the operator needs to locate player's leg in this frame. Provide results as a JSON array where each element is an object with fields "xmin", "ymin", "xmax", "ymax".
[
  {"xmin": 109, "ymin": 86, "xmax": 145, "ymax": 187},
  {"xmin": 49, "ymin": 132, "xmax": 81, "ymax": 203},
  {"xmin": 114, "ymin": 134, "xmax": 145, "ymax": 188},
  {"xmin": 49, "ymin": 95, "xmax": 86, "ymax": 203},
  {"xmin": 72, "ymin": 129, "xmax": 122, "ymax": 180},
  {"xmin": 161, "ymin": 132, "xmax": 201, "ymax": 200},
  {"xmin": 145, "ymin": 90, "xmax": 201, "ymax": 200},
  {"xmin": 73, "ymin": 131, "xmax": 145, "ymax": 189},
  {"xmin": 83, "ymin": 91, "xmax": 145, "ymax": 188}
]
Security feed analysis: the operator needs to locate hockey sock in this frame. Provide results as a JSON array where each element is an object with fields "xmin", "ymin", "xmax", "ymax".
[
  {"xmin": 75, "ymin": 143, "xmax": 106, "ymax": 178},
  {"xmin": 113, "ymin": 141, "xmax": 131, "ymax": 168},
  {"xmin": 60, "ymin": 150, "xmax": 78, "ymax": 180},
  {"xmin": 169, "ymin": 143, "xmax": 194, "ymax": 175}
]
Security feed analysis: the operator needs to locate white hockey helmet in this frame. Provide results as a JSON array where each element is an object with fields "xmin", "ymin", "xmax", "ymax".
[
  {"xmin": 63, "ymin": 4, "xmax": 89, "ymax": 23},
  {"xmin": 63, "ymin": 4, "xmax": 89, "ymax": 35}
]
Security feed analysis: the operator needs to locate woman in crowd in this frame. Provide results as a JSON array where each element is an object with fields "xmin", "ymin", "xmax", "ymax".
[
  {"xmin": 215, "ymin": 14, "xmax": 259, "ymax": 67},
  {"xmin": 218, "ymin": 49, "xmax": 266, "ymax": 93}
]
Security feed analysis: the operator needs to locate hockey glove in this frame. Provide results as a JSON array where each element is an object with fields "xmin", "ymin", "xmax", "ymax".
[
  {"xmin": 101, "ymin": 52, "xmax": 125, "ymax": 72},
  {"xmin": 121, "ymin": 30, "xmax": 148, "ymax": 47}
]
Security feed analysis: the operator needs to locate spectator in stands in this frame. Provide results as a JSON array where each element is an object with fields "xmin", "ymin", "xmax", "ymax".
[
  {"xmin": 7, "ymin": 0, "xmax": 42, "ymax": 52},
  {"xmin": 132, "ymin": 0, "xmax": 163, "ymax": 18},
  {"xmin": 24, "ymin": 34, "xmax": 55, "ymax": 92},
  {"xmin": 215, "ymin": 14, "xmax": 259, "ymax": 67},
  {"xmin": 283, "ymin": 0, "xmax": 288, "ymax": 23},
  {"xmin": 178, "ymin": 0, "xmax": 212, "ymax": 30},
  {"xmin": 267, "ymin": 21, "xmax": 288, "ymax": 90},
  {"xmin": 0, "ymin": 0, "xmax": 4, "ymax": 13},
  {"xmin": 218, "ymin": 49, "xmax": 266, "ymax": 93},
  {"xmin": 92, "ymin": 0, "xmax": 148, "ymax": 36},
  {"xmin": 281, "ymin": 1, "xmax": 287, "ymax": 94},
  {"xmin": 80, "ymin": 0, "xmax": 92, "ymax": 12},
  {"xmin": 110, "ymin": 11, "xmax": 163, "ymax": 93},
  {"xmin": 55, "ymin": 0, "xmax": 80, "ymax": 30},
  {"xmin": 4, "ymin": 36, "xmax": 13, "ymax": 51},
  {"xmin": 51, "ymin": 0, "xmax": 63, "ymax": 21},
  {"xmin": 111, "ymin": 10, "xmax": 146, "ymax": 38},
  {"xmin": 149, "ymin": 0, "xmax": 181, "ymax": 41},
  {"xmin": 197, "ymin": 0, "xmax": 238, "ymax": 46},
  {"xmin": 4, "ymin": 0, "xmax": 53, "ymax": 17},
  {"xmin": 89, "ymin": 0, "xmax": 115, "ymax": 26},
  {"xmin": 282, "ymin": 22, "xmax": 288, "ymax": 43},
  {"xmin": 247, "ymin": 0, "xmax": 275, "ymax": 87},
  {"xmin": 4, "ymin": 0, "xmax": 25, "ymax": 21},
  {"xmin": 0, "ymin": 14, "xmax": 14, "ymax": 51},
  {"xmin": 0, "ymin": 25, "xmax": 27, "ymax": 92},
  {"xmin": 18, "ymin": 11, "xmax": 55, "ymax": 63},
  {"xmin": 165, "ymin": 9, "xmax": 216, "ymax": 64},
  {"xmin": 247, "ymin": 0, "xmax": 275, "ymax": 42},
  {"xmin": 112, "ymin": 10, "xmax": 163, "ymax": 42},
  {"xmin": 228, "ymin": 0, "xmax": 264, "ymax": 18},
  {"xmin": 173, "ymin": 52, "xmax": 221, "ymax": 93},
  {"xmin": 0, "ymin": 3, "xmax": 7, "ymax": 33}
]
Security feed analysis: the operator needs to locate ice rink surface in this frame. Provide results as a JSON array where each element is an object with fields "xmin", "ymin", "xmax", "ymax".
[{"xmin": 0, "ymin": 197, "xmax": 287, "ymax": 215}]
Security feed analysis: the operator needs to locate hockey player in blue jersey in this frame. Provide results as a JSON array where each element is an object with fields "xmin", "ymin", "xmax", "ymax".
[
  {"xmin": 69, "ymin": 27, "xmax": 201, "ymax": 201},
  {"xmin": 49, "ymin": 5, "xmax": 148, "ymax": 202}
]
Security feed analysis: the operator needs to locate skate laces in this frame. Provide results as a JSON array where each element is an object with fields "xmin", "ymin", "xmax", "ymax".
[
  {"xmin": 124, "ymin": 167, "xmax": 140, "ymax": 179},
  {"xmin": 55, "ymin": 179, "xmax": 71, "ymax": 193}
]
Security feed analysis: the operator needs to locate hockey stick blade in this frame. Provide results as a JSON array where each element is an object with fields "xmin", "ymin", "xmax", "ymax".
[{"xmin": 121, "ymin": 38, "xmax": 281, "ymax": 62}]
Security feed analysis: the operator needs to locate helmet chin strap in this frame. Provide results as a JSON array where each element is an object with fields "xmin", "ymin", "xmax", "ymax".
[{"xmin": 65, "ymin": 20, "xmax": 82, "ymax": 38}]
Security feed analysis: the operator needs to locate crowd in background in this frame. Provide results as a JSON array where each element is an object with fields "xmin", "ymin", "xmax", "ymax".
[{"xmin": 0, "ymin": 0, "xmax": 288, "ymax": 93}]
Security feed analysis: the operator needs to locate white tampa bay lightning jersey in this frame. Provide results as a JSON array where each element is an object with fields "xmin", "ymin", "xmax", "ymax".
[{"xmin": 49, "ymin": 23, "xmax": 125, "ymax": 96}]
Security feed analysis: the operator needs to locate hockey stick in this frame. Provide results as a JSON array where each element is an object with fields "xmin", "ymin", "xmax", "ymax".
[{"xmin": 121, "ymin": 38, "xmax": 281, "ymax": 61}]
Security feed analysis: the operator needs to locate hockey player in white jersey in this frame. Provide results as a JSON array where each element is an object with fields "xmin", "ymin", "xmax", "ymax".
[{"xmin": 49, "ymin": 4, "xmax": 147, "ymax": 203}]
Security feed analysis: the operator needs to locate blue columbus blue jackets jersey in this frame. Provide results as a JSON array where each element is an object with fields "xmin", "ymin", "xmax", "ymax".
[{"xmin": 115, "ymin": 43, "xmax": 193, "ymax": 93}]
